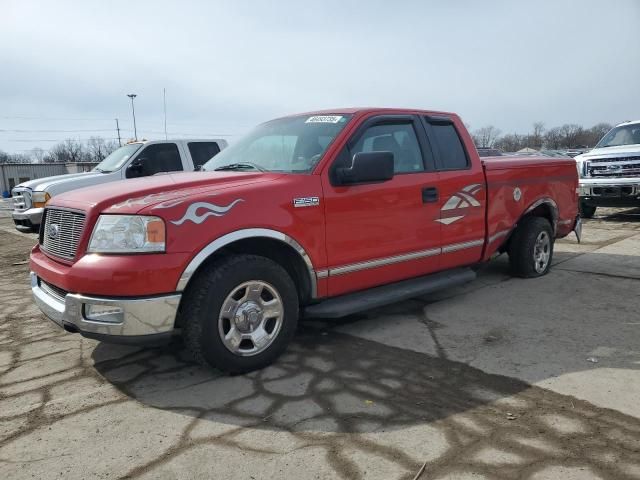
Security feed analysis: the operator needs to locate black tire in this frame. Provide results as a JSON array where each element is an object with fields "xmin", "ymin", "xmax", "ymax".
[
  {"xmin": 579, "ymin": 201, "xmax": 596, "ymax": 219},
  {"xmin": 181, "ymin": 254, "xmax": 299, "ymax": 374},
  {"xmin": 508, "ymin": 216, "xmax": 554, "ymax": 278}
]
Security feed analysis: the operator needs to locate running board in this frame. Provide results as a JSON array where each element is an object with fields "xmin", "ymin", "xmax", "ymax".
[{"xmin": 303, "ymin": 267, "xmax": 476, "ymax": 319}]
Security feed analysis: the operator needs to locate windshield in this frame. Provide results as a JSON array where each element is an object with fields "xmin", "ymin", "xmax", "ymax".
[
  {"xmin": 94, "ymin": 143, "xmax": 143, "ymax": 172},
  {"xmin": 595, "ymin": 124, "xmax": 640, "ymax": 148},
  {"xmin": 202, "ymin": 114, "xmax": 353, "ymax": 173}
]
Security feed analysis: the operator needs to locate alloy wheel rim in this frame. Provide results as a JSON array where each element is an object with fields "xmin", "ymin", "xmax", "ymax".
[
  {"xmin": 533, "ymin": 231, "xmax": 551, "ymax": 273},
  {"xmin": 218, "ymin": 280, "xmax": 284, "ymax": 356}
]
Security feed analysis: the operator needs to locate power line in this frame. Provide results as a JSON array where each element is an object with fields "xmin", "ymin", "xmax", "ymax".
[
  {"xmin": 0, "ymin": 115, "xmax": 117, "ymax": 121},
  {"xmin": 0, "ymin": 128, "xmax": 116, "ymax": 133},
  {"xmin": 8, "ymin": 137, "xmax": 121, "ymax": 142}
]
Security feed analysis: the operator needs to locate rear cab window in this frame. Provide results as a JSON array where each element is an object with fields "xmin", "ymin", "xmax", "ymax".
[
  {"xmin": 425, "ymin": 118, "xmax": 470, "ymax": 170},
  {"xmin": 188, "ymin": 142, "xmax": 221, "ymax": 170}
]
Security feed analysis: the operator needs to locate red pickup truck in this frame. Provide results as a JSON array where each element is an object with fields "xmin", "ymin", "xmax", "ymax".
[{"xmin": 30, "ymin": 108, "xmax": 581, "ymax": 373}]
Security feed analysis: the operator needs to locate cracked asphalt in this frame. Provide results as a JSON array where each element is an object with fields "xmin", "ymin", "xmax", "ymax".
[{"xmin": 1, "ymin": 208, "xmax": 639, "ymax": 479}]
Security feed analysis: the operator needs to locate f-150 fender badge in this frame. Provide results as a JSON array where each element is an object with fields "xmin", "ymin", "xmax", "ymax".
[
  {"xmin": 170, "ymin": 199, "xmax": 243, "ymax": 225},
  {"xmin": 293, "ymin": 197, "xmax": 320, "ymax": 208},
  {"xmin": 436, "ymin": 184, "xmax": 482, "ymax": 225}
]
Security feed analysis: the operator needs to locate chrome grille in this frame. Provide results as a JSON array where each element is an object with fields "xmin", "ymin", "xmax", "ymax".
[
  {"xmin": 587, "ymin": 156, "xmax": 640, "ymax": 178},
  {"xmin": 41, "ymin": 208, "xmax": 86, "ymax": 260},
  {"xmin": 39, "ymin": 278, "xmax": 68, "ymax": 303}
]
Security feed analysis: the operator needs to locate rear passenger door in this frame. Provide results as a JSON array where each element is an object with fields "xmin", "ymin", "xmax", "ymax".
[
  {"xmin": 322, "ymin": 115, "xmax": 442, "ymax": 297},
  {"xmin": 421, "ymin": 116, "xmax": 486, "ymax": 269},
  {"xmin": 187, "ymin": 142, "xmax": 221, "ymax": 170}
]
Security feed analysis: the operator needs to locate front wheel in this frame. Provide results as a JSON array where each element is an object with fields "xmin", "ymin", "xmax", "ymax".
[
  {"xmin": 508, "ymin": 216, "xmax": 554, "ymax": 278},
  {"xmin": 182, "ymin": 254, "xmax": 299, "ymax": 374}
]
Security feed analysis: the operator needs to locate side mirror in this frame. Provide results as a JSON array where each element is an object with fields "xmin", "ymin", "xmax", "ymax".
[
  {"xmin": 126, "ymin": 158, "xmax": 144, "ymax": 178},
  {"xmin": 336, "ymin": 151, "xmax": 394, "ymax": 185}
]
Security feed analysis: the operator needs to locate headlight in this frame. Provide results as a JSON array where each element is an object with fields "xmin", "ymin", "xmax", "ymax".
[
  {"xmin": 87, "ymin": 215, "xmax": 165, "ymax": 253},
  {"xmin": 32, "ymin": 191, "xmax": 50, "ymax": 208}
]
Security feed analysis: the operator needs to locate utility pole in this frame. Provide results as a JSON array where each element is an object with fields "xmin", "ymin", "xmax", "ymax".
[
  {"xmin": 127, "ymin": 94, "xmax": 138, "ymax": 140},
  {"xmin": 163, "ymin": 88, "xmax": 167, "ymax": 140},
  {"xmin": 115, "ymin": 118, "xmax": 122, "ymax": 146}
]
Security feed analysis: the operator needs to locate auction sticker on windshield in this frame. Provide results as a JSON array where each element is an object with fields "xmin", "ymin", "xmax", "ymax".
[{"xmin": 305, "ymin": 115, "xmax": 343, "ymax": 123}]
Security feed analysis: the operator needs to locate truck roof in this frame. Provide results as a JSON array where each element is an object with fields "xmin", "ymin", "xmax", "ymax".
[
  {"xmin": 125, "ymin": 138, "xmax": 227, "ymax": 145},
  {"xmin": 617, "ymin": 119, "xmax": 640, "ymax": 127},
  {"xmin": 281, "ymin": 107, "xmax": 459, "ymax": 118}
]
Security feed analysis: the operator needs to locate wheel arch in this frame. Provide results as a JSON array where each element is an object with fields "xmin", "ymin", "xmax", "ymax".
[
  {"xmin": 176, "ymin": 228, "xmax": 318, "ymax": 303},
  {"xmin": 521, "ymin": 197, "xmax": 558, "ymax": 234}
]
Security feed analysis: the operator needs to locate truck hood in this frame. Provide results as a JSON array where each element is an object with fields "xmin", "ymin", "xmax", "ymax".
[
  {"xmin": 14, "ymin": 171, "xmax": 104, "ymax": 193},
  {"xmin": 575, "ymin": 144, "xmax": 640, "ymax": 161},
  {"xmin": 48, "ymin": 171, "xmax": 280, "ymax": 215}
]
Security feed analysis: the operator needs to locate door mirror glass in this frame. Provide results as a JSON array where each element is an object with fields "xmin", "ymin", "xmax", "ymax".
[
  {"xmin": 126, "ymin": 158, "xmax": 144, "ymax": 178},
  {"xmin": 336, "ymin": 151, "xmax": 394, "ymax": 185}
]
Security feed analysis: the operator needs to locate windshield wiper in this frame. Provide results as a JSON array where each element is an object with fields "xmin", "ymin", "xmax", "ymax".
[{"xmin": 214, "ymin": 163, "xmax": 266, "ymax": 172}]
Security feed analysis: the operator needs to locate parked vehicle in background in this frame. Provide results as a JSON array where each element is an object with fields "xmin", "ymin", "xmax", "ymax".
[
  {"xmin": 477, "ymin": 147, "xmax": 503, "ymax": 157},
  {"xmin": 540, "ymin": 150, "xmax": 572, "ymax": 158},
  {"xmin": 29, "ymin": 108, "xmax": 580, "ymax": 373},
  {"xmin": 565, "ymin": 147, "xmax": 589, "ymax": 157},
  {"xmin": 575, "ymin": 120, "xmax": 640, "ymax": 217},
  {"xmin": 11, "ymin": 139, "xmax": 227, "ymax": 232}
]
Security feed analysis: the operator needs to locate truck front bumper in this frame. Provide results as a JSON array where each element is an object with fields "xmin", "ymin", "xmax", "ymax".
[
  {"xmin": 12, "ymin": 208, "xmax": 44, "ymax": 232},
  {"xmin": 31, "ymin": 272, "xmax": 181, "ymax": 345},
  {"xmin": 579, "ymin": 179, "xmax": 640, "ymax": 207}
]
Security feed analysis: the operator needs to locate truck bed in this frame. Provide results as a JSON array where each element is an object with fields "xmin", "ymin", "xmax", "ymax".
[{"xmin": 481, "ymin": 156, "xmax": 579, "ymax": 261}]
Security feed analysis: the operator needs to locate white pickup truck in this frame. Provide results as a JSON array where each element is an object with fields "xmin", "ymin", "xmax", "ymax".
[
  {"xmin": 575, "ymin": 120, "xmax": 640, "ymax": 217},
  {"xmin": 11, "ymin": 138, "xmax": 227, "ymax": 232}
]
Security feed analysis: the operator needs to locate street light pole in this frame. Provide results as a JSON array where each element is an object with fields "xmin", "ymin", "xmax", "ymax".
[{"xmin": 127, "ymin": 94, "xmax": 138, "ymax": 140}]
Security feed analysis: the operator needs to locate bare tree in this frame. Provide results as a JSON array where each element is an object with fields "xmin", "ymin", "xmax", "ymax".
[
  {"xmin": 587, "ymin": 123, "xmax": 612, "ymax": 146},
  {"xmin": 0, "ymin": 150, "xmax": 11, "ymax": 164},
  {"xmin": 543, "ymin": 127, "xmax": 563, "ymax": 149},
  {"xmin": 87, "ymin": 136, "xmax": 108, "ymax": 162},
  {"xmin": 529, "ymin": 122, "xmax": 545, "ymax": 149},
  {"xmin": 29, "ymin": 147, "xmax": 46, "ymax": 163},
  {"xmin": 494, "ymin": 133, "xmax": 527, "ymax": 152},
  {"xmin": 472, "ymin": 126, "xmax": 502, "ymax": 148},
  {"xmin": 49, "ymin": 139, "xmax": 85, "ymax": 163},
  {"xmin": 558, "ymin": 124, "xmax": 585, "ymax": 148}
]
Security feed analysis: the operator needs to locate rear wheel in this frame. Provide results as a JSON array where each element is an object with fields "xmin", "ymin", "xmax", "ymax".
[
  {"xmin": 579, "ymin": 201, "xmax": 596, "ymax": 219},
  {"xmin": 508, "ymin": 216, "xmax": 554, "ymax": 278},
  {"xmin": 182, "ymin": 254, "xmax": 299, "ymax": 374}
]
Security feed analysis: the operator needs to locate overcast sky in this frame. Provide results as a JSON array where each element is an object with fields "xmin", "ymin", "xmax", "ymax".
[{"xmin": 1, "ymin": 0, "xmax": 639, "ymax": 153}]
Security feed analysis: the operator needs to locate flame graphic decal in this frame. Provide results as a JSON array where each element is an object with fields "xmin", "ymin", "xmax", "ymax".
[{"xmin": 170, "ymin": 199, "xmax": 243, "ymax": 226}]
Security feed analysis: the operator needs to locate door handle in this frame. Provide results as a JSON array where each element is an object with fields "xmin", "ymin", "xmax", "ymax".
[{"xmin": 422, "ymin": 186, "xmax": 438, "ymax": 203}]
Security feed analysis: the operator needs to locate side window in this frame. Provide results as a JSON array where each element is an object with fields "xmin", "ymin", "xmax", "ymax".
[
  {"xmin": 428, "ymin": 122, "xmax": 469, "ymax": 170},
  {"xmin": 188, "ymin": 142, "xmax": 221, "ymax": 170},
  {"xmin": 350, "ymin": 123, "xmax": 425, "ymax": 173},
  {"xmin": 137, "ymin": 143, "xmax": 183, "ymax": 176}
]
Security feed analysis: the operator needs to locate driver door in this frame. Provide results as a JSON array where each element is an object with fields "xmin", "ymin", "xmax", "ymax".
[
  {"xmin": 321, "ymin": 115, "xmax": 442, "ymax": 297},
  {"xmin": 126, "ymin": 143, "xmax": 183, "ymax": 178}
]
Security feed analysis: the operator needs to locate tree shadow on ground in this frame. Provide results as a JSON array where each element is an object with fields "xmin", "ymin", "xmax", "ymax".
[{"xmin": 93, "ymin": 326, "xmax": 640, "ymax": 479}]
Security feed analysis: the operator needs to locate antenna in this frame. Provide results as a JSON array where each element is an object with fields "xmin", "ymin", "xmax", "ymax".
[{"xmin": 163, "ymin": 88, "xmax": 167, "ymax": 140}]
